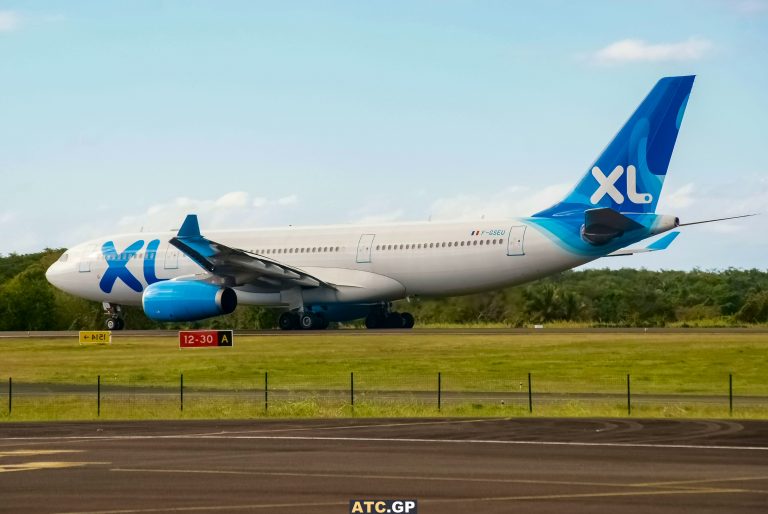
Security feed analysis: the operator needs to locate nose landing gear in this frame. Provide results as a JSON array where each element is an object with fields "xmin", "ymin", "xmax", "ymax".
[{"xmin": 103, "ymin": 302, "xmax": 125, "ymax": 330}]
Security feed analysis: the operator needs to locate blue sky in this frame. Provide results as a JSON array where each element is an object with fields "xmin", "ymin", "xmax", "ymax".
[{"xmin": 0, "ymin": 1, "xmax": 766, "ymax": 270}]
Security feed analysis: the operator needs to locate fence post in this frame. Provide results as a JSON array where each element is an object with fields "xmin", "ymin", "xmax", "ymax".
[
  {"xmin": 437, "ymin": 372, "xmax": 442, "ymax": 411},
  {"xmin": 627, "ymin": 374, "xmax": 631, "ymax": 416},
  {"xmin": 264, "ymin": 371, "xmax": 269, "ymax": 413},
  {"xmin": 528, "ymin": 372, "xmax": 532, "ymax": 414},
  {"xmin": 8, "ymin": 377, "xmax": 11, "ymax": 415},
  {"xmin": 729, "ymin": 373, "xmax": 733, "ymax": 416},
  {"xmin": 350, "ymin": 372, "xmax": 354, "ymax": 407},
  {"xmin": 180, "ymin": 373, "xmax": 184, "ymax": 412},
  {"xmin": 97, "ymin": 375, "xmax": 101, "ymax": 417}
]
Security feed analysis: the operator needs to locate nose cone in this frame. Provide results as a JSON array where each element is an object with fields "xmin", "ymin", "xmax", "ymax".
[
  {"xmin": 45, "ymin": 261, "xmax": 62, "ymax": 289},
  {"xmin": 46, "ymin": 252, "xmax": 71, "ymax": 292}
]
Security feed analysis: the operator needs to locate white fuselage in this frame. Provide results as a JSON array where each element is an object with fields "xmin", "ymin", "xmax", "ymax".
[{"xmin": 46, "ymin": 218, "xmax": 591, "ymax": 309}]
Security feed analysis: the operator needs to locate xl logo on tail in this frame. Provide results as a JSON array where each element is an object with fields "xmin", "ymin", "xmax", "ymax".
[{"xmin": 590, "ymin": 165, "xmax": 652, "ymax": 205}]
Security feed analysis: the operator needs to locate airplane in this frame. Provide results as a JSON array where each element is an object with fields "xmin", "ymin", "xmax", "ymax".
[{"xmin": 45, "ymin": 75, "xmax": 751, "ymax": 330}]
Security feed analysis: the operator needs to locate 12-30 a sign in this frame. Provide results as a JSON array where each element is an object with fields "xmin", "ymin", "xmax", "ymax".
[{"xmin": 179, "ymin": 330, "xmax": 233, "ymax": 348}]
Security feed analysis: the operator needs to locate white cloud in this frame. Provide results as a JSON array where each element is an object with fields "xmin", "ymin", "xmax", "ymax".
[
  {"xmin": 0, "ymin": 211, "xmax": 16, "ymax": 224},
  {"xmin": 731, "ymin": 0, "xmax": 768, "ymax": 14},
  {"xmin": 664, "ymin": 183, "xmax": 695, "ymax": 209},
  {"xmin": 116, "ymin": 191, "xmax": 300, "ymax": 233},
  {"xmin": 276, "ymin": 194, "xmax": 298, "ymax": 206},
  {"xmin": 429, "ymin": 183, "xmax": 571, "ymax": 221},
  {"xmin": 214, "ymin": 191, "xmax": 248, "ymax": 208},
  {"xmin": 356, "ymin": 209, "xmax": 406, "ymax": 225},
  {"xmin": 593, "ymin": 37, "xmax": 713, "ymax": 65},
  {"xmin": 0, "ymin": 11, "xmax": 19, "ymax": 32}
]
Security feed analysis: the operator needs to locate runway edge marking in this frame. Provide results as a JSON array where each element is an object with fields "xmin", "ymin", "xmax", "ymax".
[{"xmin": 6, "ymin": 433, "xmax": 768, "ymax": 452}]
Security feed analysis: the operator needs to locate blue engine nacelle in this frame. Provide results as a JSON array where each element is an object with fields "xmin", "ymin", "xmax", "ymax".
[{"xmin": 142, "ymin": 281, "xmax": 238, "ymax": 322}]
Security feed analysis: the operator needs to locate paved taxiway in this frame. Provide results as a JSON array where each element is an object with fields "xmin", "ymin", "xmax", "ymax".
[
  {"xmin": 3, "ymin": 327, "xmax": 768, "ymax": 338},
  {"xmin": 1, "ymin": 418, "xmax": 767, "ymax": 513}
]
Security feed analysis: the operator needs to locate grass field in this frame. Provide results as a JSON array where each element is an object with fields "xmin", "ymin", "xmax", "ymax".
[{"xmin": 1, "ymin": 331, "xmax": 767, "ymax": 420}]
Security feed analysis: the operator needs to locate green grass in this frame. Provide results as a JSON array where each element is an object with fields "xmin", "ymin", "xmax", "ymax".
[{"xmin": 1, "ymin": 331, "xmax": 767, "ymax": 420}]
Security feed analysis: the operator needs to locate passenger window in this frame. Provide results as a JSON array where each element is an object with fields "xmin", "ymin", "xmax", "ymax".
[
  {"xmin": 473, "ymin": 240, "xmax": 478, "ymax": 246},
  {"xmin": 448, "ymin": 242, "xmax": 452, "ymax": 247}
]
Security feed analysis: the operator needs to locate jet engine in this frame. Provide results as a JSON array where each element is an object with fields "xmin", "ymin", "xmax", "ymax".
[{"xmin": 142, "ymin": 281, "xmax": 237, "ymax": 322}]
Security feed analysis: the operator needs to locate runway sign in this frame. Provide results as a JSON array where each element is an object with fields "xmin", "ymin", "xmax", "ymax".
[
  {"xmin": 79, "ymin": 331, "xmax": 111, "ymax": 345},
  {"xmin": 179, "ymin": 330, "xmax": 233, "ymax": 348}
]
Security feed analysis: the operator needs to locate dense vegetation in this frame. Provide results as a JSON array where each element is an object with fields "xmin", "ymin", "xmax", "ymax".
[{"xmin": 1, "ymin": 249, "xmax": 767, "ymax": 330}]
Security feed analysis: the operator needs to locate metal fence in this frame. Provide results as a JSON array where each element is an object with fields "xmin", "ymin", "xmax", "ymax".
[{"xmin": 2, "ymin": 372, "xmax": 765, "ymax": 420}]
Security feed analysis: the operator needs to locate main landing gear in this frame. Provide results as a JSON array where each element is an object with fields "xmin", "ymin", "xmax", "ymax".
[
  {"xmin": 365, "ymin": 304, "xmax": 415, "ymax": 329},
  {"xmin": 103, "ymin": 302, "xmax": 125, "ymax": 330},
  {"xmin": 278, "ymin": 311, "xmax": 329, "ymax": 331}
]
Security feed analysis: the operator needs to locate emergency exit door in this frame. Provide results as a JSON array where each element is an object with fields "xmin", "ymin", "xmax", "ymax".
[{"xmin": 356, "ymin": 234, "xmax": 375, "ymax": 263}]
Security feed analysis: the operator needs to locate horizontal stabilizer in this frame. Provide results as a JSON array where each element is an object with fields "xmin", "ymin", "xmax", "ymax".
[{"xmin": 607, "ymin": 231, "xmax": 680, "ymax": 257}]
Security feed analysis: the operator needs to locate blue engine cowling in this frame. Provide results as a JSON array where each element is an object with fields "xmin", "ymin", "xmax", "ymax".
[{"xmin": 142, "ymin": 281, "xmax": 237, "ymax": 322}]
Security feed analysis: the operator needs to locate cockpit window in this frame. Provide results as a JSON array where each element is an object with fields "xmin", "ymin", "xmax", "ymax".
[{"xmin": 58, "ymin": 253, "xmax": 69, "ymax": 263}]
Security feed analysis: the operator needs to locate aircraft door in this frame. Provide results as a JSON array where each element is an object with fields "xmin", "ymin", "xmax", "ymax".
[
  {"xmin": 164, "ymin": 244, "xmax": 179, "ymax": 269},
  {"xmin": 506, "ymin": 226, "xmax": 526, "ymax": 256},
  {"xmin": 356, "ymin": 234, "xmax": 375, "ymax": 263},
  {"xmin": 78, "ymin": 244, "xmax": 96, "ymax": 272}
]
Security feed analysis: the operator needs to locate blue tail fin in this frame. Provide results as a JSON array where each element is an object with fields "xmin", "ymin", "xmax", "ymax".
[{"xmin": 534, "ymin": 76, "xmax": 695, "ymax": 218}]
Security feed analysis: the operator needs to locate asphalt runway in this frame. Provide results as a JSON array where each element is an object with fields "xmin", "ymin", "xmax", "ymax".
[
  {"xmin": 1, "ymin": 418, "xmax": 767, "ymax": 513},
  {"xmin": 3, "ymin": 327, "xmax": 768, "ymax": 338}
]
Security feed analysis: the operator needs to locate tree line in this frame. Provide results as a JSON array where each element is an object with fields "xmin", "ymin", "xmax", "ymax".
[{"xmin": 1, "ymin": 249, "xmax": 767, "ymax": 330}]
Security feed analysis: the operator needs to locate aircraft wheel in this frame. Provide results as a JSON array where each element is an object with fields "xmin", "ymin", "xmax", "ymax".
[
  {"xmin": 278, "ymin": 312, "xmax": 297, "ymax": 330},
  {"xmin": 386, "ymin": 313, "xmax": 405, "ymax": 329},
  {"xmin": 106, "ymin": 318, "xmax": 124, "ymax": 330},
  {"xmin": 401, "ymin": 312, "xmax": 415, "ymax": 329},
  {"xmin": 365, "ymin": 313, "xmax": 383, "ymax": 329},
  {"xmin": 300, "ymin": 313, "xmax": 316, "ymax": 330}
]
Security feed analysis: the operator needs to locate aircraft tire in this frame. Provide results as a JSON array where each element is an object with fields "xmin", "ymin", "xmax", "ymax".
[
  {"xmin": 278, "ymin": 312, "xmax": 298, "ymax": 330},
  {"xmin": 386, "ymin": 313, "xmax": 405, "ymax": 329},
  {"xmin": 401, "ymin": 312, "xmax": 415, "ymax": 329},
  {"xmin": 300, "ymin": 313, "xmax": 315, "ymax": 330},
  {"xmin": 365, "ymin": 313, "xmax": 383, "ymax": 329}
]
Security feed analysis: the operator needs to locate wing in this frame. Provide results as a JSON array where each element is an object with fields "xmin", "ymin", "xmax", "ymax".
[{"xmin": 168, "ymin": 214, "xmax": 336, "ymax": 290}]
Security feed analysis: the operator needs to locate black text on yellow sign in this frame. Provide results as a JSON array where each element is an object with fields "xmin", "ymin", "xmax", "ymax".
[
  {"xmin": 349, "ymin": 500, "xmax": 417, "ymax": 514},
  {"xmin": 78, "ymin": 331, "xmax": 112, "ymax": 345}
]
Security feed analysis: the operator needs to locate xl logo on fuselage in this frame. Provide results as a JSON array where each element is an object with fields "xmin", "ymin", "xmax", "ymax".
[
  {"xmin": 99, "ymin": 239, "xmax": 168, "ymax": 293},
  {"xmin": 590, "ymin": 165, "xmax": 652, "ymax": 205}
]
